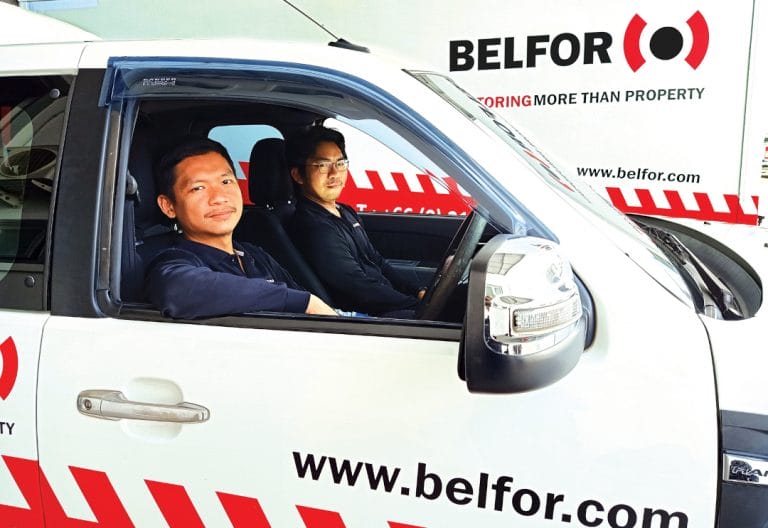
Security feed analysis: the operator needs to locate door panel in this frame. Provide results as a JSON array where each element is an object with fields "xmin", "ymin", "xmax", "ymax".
[
  {"xmin": 360, "ymin": 212, "xmax": 463, "ymax": 266},
  {"xmin": 0, "ymin": 313, "xmax": 48, "ymax": 527},
  {"xmin": 34, "ymin": 307, "xmax": 717, "ymax": 527}
]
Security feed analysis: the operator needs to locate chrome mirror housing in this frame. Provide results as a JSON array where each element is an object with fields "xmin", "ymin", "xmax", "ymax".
[{"xmin": 462, "ymin": 235, "xmax": 587, "ymax": 393}]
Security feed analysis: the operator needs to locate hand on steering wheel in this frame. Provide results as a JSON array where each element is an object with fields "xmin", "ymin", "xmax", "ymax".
[{"xmin": 416, "ymin": 211, "xmax": 487, "ymax": 320}]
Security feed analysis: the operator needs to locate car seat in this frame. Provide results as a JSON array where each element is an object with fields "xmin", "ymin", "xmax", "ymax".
[
  {"xmin": 235, "ymin": 138, "xmax": 333, "ymax": 304},
  {"xmin": 120, "ymin": 129, "xmax": 177, "ymax": 303}
]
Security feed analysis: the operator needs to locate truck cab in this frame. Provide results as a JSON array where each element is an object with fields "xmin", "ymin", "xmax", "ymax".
[{"xmin": 1, "ymin": 6, "xmax": 767, "ymax": 527}]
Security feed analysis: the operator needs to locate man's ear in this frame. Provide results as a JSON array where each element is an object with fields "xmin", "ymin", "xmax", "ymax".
[
  {"xmin": 157, "ymin": 194, "xmax": 176, "ymax": 219},
  {"xmin": 290, "ymin": 167, "xmax": 303, "ymax": 185}
]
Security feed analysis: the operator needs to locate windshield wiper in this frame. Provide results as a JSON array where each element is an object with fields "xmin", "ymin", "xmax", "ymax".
[{"xmin": 640, "ymin": 225, "xmax": 743, "ymax": 320}]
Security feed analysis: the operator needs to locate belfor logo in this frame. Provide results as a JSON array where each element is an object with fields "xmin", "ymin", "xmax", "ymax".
[
  {"xmin": 0, "ymin": 337, "xmax": 18, "ymax": 400},
  {"xmin": 448, "ymin": 10, "xmax": 710, "ymax": 73},
  {"xmin": 624, "ymin": 11, "xmax": 709, "ymax": 72}
]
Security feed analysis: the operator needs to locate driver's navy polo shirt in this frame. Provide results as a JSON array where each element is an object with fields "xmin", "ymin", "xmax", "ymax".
[
  {"xmin": 289, "ymin": 197, "xmax": 422, "ymax": 316},
  {"xmin": 145, "ymin": 236, "xmax": 310, "ymax": 319}
]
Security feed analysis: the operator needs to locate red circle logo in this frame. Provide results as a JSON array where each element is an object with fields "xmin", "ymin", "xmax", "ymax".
[
  {"xmin": 0, "ymin": 336, "xmax": 19, "ymax": 400},
  {"xmin": 624, "ymin": 11, "xmax": 709, "ymax": 72}
]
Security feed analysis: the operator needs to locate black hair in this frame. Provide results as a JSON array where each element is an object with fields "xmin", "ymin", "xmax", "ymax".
[
  {"xmin": 284, "ymin": 125, "xmax": 347, "ymax": 178},
  {"xmin": 154, "ymin": 136, "xmax": 236, "ymax": 201}
]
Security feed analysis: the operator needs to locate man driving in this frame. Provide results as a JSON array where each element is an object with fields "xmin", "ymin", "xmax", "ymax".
[{"xmin": 286, "ymin": 125, "xmax": 426, "ymax": 318}]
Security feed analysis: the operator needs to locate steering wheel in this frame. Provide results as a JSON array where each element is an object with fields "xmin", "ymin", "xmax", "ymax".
[{"xmin": 416, "ymin": 211, "xmax": 487, "ymax": 320}]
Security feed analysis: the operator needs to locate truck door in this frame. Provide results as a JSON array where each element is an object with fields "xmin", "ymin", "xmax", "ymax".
[
  {"xmin": 32, "ymin": 57, "xmax": 718, "ymax": 527},
  {"xmin": 0, "ymin": 71, "xmax": 74, "ymax": 526}
]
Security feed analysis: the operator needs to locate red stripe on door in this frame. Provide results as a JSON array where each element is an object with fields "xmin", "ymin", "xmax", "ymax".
[
  {"xmin": 217, "ymin": 491, "xmax": 273, "ymax": 528},
  {"xmin": 297, "ymin": 505, "xmax": 347, "ymax": 527},
  {"xmin": 145, "ymin": 480, "xmax": 205, "ymax": 528}
]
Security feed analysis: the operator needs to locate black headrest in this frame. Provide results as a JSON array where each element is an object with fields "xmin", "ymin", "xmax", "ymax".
[
  {"xmin": 248, "ymin": 138, "xmax": 294, "ymax": 208},
  {"xmin": 129, "ymin": 132, "xmax": 171, "ymax": 232}
]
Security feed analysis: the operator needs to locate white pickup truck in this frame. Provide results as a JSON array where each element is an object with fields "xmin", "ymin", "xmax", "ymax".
[{"xmin": 1, "ymin": 5, "xmax": 767, "ymax": 528}]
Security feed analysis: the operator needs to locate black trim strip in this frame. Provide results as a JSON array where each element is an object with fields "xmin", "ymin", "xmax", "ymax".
[
  {"xmin": 721, "ymin": 410, "xmax": 768, "ymax": 456},
  {"xmin": 117, "ymin": 305, "xmax": 463, "ymax": 341},
  {"xmin": 718, "ymin": 409, "xmax": 768, "ymax": 527},
  {"xmin": 722, "ymin": 410, "xmax": 768, "ymax": 430},
  {"xmin": 50, "ymin": 69, "xmax": 109, "ymax": 317}
]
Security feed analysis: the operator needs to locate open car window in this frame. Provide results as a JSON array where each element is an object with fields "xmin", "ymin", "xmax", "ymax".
[{"xmin": 111, "ymin": 60, "xmax": 514, "ymax": 334}]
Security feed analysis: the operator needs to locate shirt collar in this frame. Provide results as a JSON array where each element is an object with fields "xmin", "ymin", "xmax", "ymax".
[
  {"xmin": 175, "ymin": 236, "xmax": 244, "ymax": 261},
  {"xmin": 298, "ymin": 194, "xmax": 342, "ymax": 217}
]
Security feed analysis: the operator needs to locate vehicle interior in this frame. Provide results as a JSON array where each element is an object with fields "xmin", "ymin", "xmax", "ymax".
[{"xmin": 119, "ymin": 98, "xmax": 499, "ymax": 324}]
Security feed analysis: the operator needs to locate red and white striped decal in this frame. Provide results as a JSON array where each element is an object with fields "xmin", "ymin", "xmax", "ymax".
[
  {"xmin": 605, "ymin": 187, "xmax": 761, "ymax": 225},
  {"xmin": 0, "ymin": 455, "xmax": 425, "ymax": 528},
  {"xmin": 340, "ymin": 170, "xmax": 472, "ymax": 215},
  {"xmin": 237, "ymin": 160, "xmax": 472, "ymax": 215},
  {"xmin": 238, "ymin": 159, "xmax": 761, "ymax": 225}
]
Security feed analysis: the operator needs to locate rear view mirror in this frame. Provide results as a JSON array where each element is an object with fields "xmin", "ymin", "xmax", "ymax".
[{"xmin": 462, "ymin": 235, "xmax": 586, "ymax": 393}]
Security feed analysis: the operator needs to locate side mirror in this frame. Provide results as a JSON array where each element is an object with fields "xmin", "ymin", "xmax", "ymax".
[{"xmin": 462, "ymin": 235, "xmax": 586, "ymax": 393}]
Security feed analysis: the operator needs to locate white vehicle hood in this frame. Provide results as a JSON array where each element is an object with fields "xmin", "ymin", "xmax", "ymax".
[{"xmin": 675, "ymin": 219, "xmax": 768, "ymax": 415}]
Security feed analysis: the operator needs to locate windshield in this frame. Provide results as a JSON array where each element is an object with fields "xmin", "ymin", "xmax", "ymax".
[{"xmin": 408, "ymin": 71, "xmax": 695, "ymax": 309}]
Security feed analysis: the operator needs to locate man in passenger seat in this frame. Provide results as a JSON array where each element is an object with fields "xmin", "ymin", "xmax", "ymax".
[
  {"xmin": 144, "ymin": 137, "xmax": 337, "ymax": 319},
  {"xmin": 286, "ymin": 125, "xmax": 426, "ymax": 318}
]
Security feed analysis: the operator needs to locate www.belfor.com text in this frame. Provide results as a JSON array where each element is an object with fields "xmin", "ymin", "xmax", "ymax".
[
  {"xmin": 293, "ymin": 451, "xmax": 688, "ymax": 527},
  {"xmin": 577, "ymin": 166, "xmax": 700, "ymax": 184}
]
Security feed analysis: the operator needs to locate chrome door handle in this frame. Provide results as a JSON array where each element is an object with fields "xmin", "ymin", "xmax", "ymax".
[{"xmin": 77, "ymin": 390, "xmax": 209, "ymax": 423}]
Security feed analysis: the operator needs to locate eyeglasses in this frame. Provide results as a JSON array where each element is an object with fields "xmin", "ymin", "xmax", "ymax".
[{"xmin": 307, "ymin": 159, "xmax": 350, "ymax": 174}]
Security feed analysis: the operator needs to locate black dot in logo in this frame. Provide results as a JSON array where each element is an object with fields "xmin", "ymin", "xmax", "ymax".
[{"xmin": 650, "ymin": 27, "xmax": 684, "ymax": 60}]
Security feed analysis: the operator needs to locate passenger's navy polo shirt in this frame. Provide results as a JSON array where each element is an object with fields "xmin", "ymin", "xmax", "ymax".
[{"xmin": 145, "ymin": 236, "xmax": 310, "ymax": 319}]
